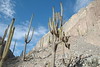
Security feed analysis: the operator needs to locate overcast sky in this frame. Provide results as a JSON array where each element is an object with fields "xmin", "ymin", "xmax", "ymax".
[{"xmin": 0, "ymin": 0, "xmax": 93, "ymax": 56}]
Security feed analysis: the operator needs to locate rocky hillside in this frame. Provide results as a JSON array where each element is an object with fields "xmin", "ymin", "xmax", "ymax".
[{"xmin": 4, "ymin": 0, "xmax": 100, "ymax": 67}]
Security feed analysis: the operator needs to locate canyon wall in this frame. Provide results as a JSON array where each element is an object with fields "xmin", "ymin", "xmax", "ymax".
[{"xmin": 34, "ymin": 0, "xmax": 100, "ymax": 50}]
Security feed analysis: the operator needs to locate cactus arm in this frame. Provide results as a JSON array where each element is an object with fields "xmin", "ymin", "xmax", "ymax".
[
  {"xmin": 26, "ymin": 14, "xmax": 34, "ymax": 40},
  {"xmin": 2, "ymin": 25, "xmax": 9, "ymax": 44},
  {"xmin": 60, "ymin": 2, "xmax": 63, "ymax": 17},
  {"xmin": 13, "ymin": 40, "xmax": 16, "ymax": 54},
  {"xmin": 60, "ymin": 2, "xmax": 63, "ymax": 27},
  {"xmin": 25, "ymin": 14, "xmax": 34, "ymax": 43},
  {"xmin": 52, "ymin": 7, "xmax": 55, "ymax": 22},
  {"xmin": 27, "ymin": 28, "xmax": 34, "ymax": 43}
]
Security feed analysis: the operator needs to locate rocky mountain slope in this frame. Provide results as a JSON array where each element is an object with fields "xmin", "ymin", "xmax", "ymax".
[{"xmin": 4, "ymin": 0, "xmax": 100, "ymax": 67}]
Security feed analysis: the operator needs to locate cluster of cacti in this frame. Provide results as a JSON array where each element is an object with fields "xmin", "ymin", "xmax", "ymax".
[
  {"xmin": 0, "ymin": 18, "xmax": 15, "ymax": 67},
  {"xmin": 0, "ymin": 14, "xmax": 34, "ymax": 66},
  {"xmin": 48, "ymin": 2, "xmax": 70, "ymax": 67},
  {"xmin": 23, "ymin": 14, "xmax": 34, "ymax": 61}
]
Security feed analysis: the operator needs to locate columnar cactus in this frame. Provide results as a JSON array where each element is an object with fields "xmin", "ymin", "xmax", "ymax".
[
  {"xmin": 48, "ymin": 5, "xmax": 62, "ymax": 67},
  {"xmin": 2, "ymin": 25, "xmax": 9, "ymax": 44},
  {"xmin": 13, "ymin": 40, "xmax": 16, "ymax": 54},
  {"xmin": 0, "ymin": 18, "xmax": 15, "ymax": 67},
  {"xmin": 0, "ymin": 25, "xmax": 9, "ymax": 60},
  {"xmin": 48, "ymin": 2, "xmax": 70, "ymax": 67},
  {"xmin": 23, "ymin": 14, "xmax": 34, "ymax": 61}
]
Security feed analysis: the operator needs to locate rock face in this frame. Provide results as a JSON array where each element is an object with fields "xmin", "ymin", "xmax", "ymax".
[
  {"xmin": 35, "ymin": 0, "xmax": 100, "ymax": 49},
  {"xmin": 4, "ymin": 0, "xmax": 100, "ymax": 67}
]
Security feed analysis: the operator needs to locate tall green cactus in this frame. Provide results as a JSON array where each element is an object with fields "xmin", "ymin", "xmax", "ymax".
[
  {"xmin": 23, "ymin": 14, "xmax": 34, "ymax": 61},
  {"xmin": 0, "ymin": 25, "xmax": 9, "ymax": 60},
  {"xmin": 48, "ymin": 6, "xmax": 61, "ymax": 67},
  {"xmin": 48, "ymin": 2, "xmax": 70, "ymax": 67},
  {"xmin": 1, "ymin": 25, "xmax": 9, "ymax": 44},
  {"xmin": 0, "ymin": 18, "xmax": 15, "ymax": 67}
]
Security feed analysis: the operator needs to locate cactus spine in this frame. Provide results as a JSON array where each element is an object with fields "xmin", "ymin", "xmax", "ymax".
[
  {"xmin": 0, "ymin": 18, "xmax": 15, "ymax": 67},
  {"xmin": 23, "ymin": 15, "xmax": 34, "ymax": 61}
]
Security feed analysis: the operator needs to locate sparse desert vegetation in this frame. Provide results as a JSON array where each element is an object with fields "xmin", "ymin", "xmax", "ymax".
[{"xmin": 0, "ymin": 0, "xmax": 100, "ymax": 67}]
